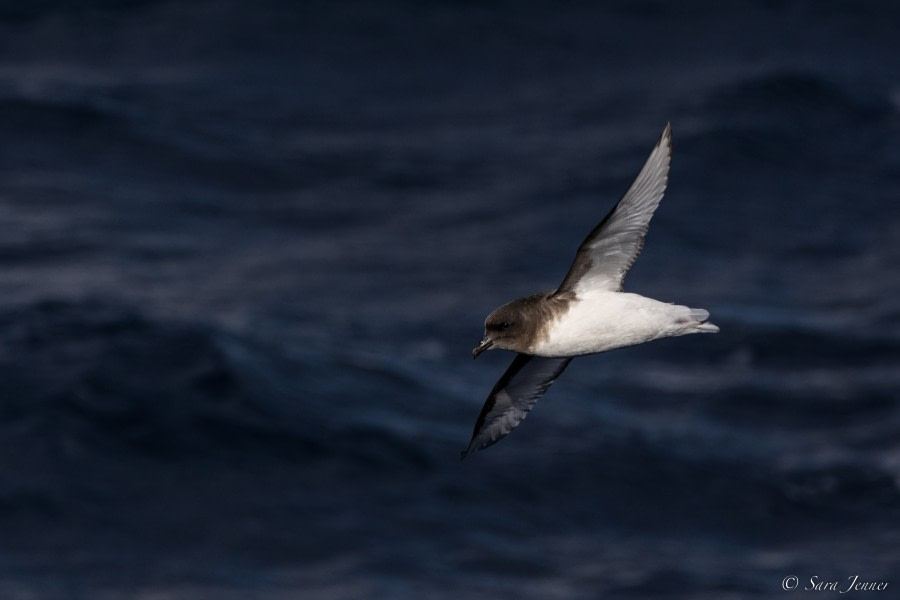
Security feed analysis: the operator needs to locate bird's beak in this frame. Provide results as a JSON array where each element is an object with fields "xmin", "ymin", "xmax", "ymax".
[{"xmin": 472, "ymin": 336, "xmax": 493, "ymax": 359}]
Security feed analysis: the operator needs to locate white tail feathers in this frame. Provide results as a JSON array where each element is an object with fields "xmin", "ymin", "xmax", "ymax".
[
  {"xmin": 677, "ymin": 307, "xmax": 719, "ymax": 333},
  {"xmin": 687, "ymin": 308, "xmax": 709, "ymax": 321}
]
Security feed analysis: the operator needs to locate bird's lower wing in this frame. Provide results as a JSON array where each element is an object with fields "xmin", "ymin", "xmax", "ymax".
[{"xmin": 461, "ymin": 354, "xmax": 573, "ymax": 459}]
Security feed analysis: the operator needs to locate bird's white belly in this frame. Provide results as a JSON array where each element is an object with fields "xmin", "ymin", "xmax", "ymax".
[{"xmin": 533, "ymin": 292, "xmax": 678, "ymax": 357}]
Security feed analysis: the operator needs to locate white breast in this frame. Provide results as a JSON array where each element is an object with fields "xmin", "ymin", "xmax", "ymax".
[{"xmin": 533, "ymin": 292, "xmax": 682, "ymax": 357}]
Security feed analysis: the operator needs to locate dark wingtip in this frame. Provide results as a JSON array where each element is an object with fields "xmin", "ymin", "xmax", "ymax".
[{"xmin": 460, "ymin": 440, "xmax": 480, "ymax": 460}]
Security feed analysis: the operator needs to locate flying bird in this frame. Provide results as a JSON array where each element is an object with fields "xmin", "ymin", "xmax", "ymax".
[{"xmin": 463, "ymin": 123, "xmax": 718, "ymax": 459}]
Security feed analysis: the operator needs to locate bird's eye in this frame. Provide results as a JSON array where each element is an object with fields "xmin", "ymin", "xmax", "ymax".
[{"xmin": 500, "ymin": 322, "xmax": 511, "ymax": 330}]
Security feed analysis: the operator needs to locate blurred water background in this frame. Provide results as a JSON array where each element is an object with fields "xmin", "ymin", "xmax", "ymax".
[{"xmin": 1, "ymin": 1, "xmax": 899, "ymax": 598}]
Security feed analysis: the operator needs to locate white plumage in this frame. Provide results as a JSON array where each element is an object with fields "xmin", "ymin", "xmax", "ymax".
[{"xmin": 533, "ymin": 291, "xmax": 718, "ymax": 357}]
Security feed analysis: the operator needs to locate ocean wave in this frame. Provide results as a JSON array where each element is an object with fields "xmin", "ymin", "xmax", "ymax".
[
  {"xmin": 705, "ymin": 70, "xmax": 886, "ymax": 122},
  {"xmin": 681, "ymin": 70, "xmax": 892, "ymax": 170},
  {"xmin": 0, "ymin": 299, "xmax": 447, "ymax": 471}
]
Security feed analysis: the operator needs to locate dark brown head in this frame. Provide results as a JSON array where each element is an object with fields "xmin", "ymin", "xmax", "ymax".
[{"xmin": 472, "ymin": 294, "xmax": 547, "ymax": 358}]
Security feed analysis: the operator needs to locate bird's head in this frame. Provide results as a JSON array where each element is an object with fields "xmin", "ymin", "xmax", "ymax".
[{"xmin": 472, "ymin": 297, "xmax": 539, "ymax": 358}]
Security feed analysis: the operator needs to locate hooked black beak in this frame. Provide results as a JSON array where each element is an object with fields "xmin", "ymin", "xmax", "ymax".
[{"xmin": 472, "ymin": 336, "xmax": 493, "ymax": 359}]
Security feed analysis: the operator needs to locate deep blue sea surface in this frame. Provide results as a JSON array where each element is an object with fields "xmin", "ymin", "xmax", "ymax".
[{"xmin": 1, "ymin": 1, "xmax": 899, "ymax": 598}]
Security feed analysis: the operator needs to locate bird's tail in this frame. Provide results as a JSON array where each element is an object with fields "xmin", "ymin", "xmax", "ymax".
[{"xmin": 682, "ymin": 307, "xmax": 719, "ymax": 333}]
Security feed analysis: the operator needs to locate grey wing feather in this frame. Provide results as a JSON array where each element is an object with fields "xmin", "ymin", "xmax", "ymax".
[
  {"xmin": 555, "ymin": 122, "xmax": 672, "ymax": 296},
  {"xmin": 461, "ymin": 354, "xmax": 572, "ymax": 459}
]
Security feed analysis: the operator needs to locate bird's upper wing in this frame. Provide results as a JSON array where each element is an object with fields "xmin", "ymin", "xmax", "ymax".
[
  {"xmin": 461, "ymin": 354, "xmax": 572, "ymax": 459},
  {"xmin": 554, "ymin": 123, "xmax": 672, "ymax": 296}
]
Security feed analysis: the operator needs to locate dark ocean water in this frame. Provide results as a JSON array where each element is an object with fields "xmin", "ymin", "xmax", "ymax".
[{"xmin": 1, "ymin": 1, "xmax": 899, "ymax": 598}]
